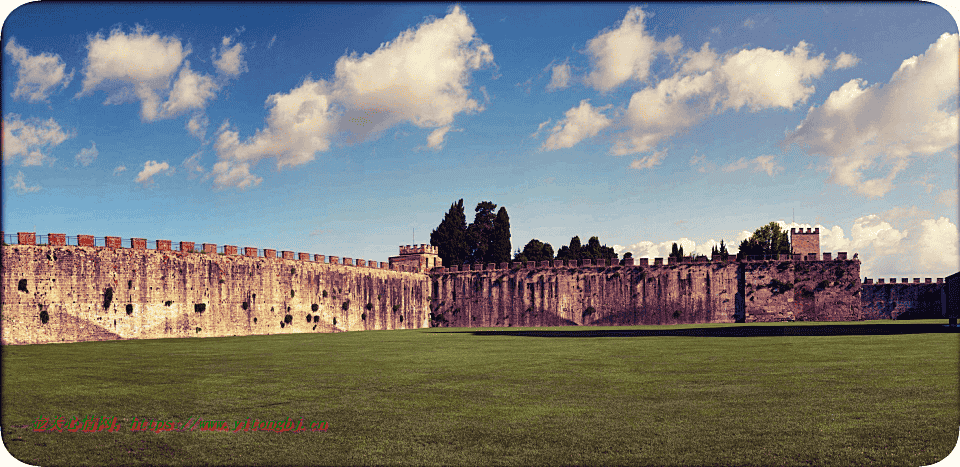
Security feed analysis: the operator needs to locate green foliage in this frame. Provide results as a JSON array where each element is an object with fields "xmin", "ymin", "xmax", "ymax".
[
  {"xmin": 392, "ymin": 304, "xmax": 400, "ymax": 312},
  {"xmin": 556, "ymin": 235, "xmax": 617, "ymax": 262},
  {"xmin": 582, "ymin": 306, "xmax": 596, "ymax": 318},
  {"xmin": 710, "ymin": 240, "xmax": 730, "ymax": 259},
  {"xmin": 290, "ymin": 289, "xmax": 295, "ymax": 298},
  {"xmin": 365, "ymin": 303, "xmax": 373, "ymax": 310},
  {"xmin": 341, "ymin": 300, "xmax": 350, "ymax": 311},
  {"xmin": 768, "ymin": 279, "xmax": 794, "ymax": 294},
  {"xmin": 490, "ymin": 207, "xmax": 512, "ymax": 264},
  {"xmin": 431, "ymin": 199, "xmax": 469, "ymax": 267},
  {"xmin": 672, "ymin": 310, "xmax": 682, "ymax": 319},
  {"xmin": 323, "ymin": 290, "xmax": 328, "ymax": 298},
  {"xmin": 514, "ymin": 239, "xmax": 554, "ymax": 263},
  {"xmin": 739, "ymin": 222, "xmax": 791, "ymax": 257},
  {"xmin": 466, "ymin": 201, "xmax": 498, "ymax": 264},
  {"xmin": 361, "ymin": 313, "xmax": 367, "ymax": 321}
]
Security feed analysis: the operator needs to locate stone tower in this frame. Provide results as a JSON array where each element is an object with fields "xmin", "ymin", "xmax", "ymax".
[
  {"xmin": 388, "ymin": 244, "xmax": 440, "ymax": 273},
  {"xmin": 790, "ymin": 228, "xmax": 820, "ymax": 260}
]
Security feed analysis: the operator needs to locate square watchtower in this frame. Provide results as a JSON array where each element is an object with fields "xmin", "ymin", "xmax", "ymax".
[
  {"xmin": 790, "ymin": 227, "xmax": 820, "ymax": 260},
  {"xmin": 388, "ymin": 244, "xmax": 440, "ymax": 273}
]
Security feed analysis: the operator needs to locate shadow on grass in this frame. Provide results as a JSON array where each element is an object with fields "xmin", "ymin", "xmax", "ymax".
[{"xmin": 444, "ymin": 323, "xmax": 960, "ymax": 338}]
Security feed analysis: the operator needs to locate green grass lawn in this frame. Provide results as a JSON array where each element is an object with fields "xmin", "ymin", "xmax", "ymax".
[{"xmin": 2, "ymin": 320, "xmax": 958, "ymax": 466}]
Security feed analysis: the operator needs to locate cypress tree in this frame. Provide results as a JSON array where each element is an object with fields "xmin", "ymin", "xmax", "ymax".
[
  {"xmin": 489, "ymin": 207, "xmax": 512, "ymax": 264},
  {"xmin": 430, "ymin": 199, "xmax": 468, "ymax": 267}
]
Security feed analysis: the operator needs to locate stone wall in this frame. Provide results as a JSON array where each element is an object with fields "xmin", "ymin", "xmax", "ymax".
[
  {"xmin": 1, "ymin": 245, "xmax": 430, "ymax": 345},
  {"xmin": 429, "ymin": 258, "xmax": 862, "ymax": 326},
  {"xmin": 860, "ymin": 279, "xmax": 948, "ymax": 320}
]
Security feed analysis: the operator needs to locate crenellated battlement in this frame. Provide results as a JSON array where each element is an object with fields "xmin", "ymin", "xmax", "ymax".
[
  {"xmin": 430, "ymin": 252, "xmax": 857, "ymax": 273},
  {"xmin": 399, "ymin": 244, "xmax": 438, "ymax": 255},
  {"xmin": 2, "ymin": 232, "xmax": 421, "ymax": 273},
  {"xmin": 864, "ymin": 277, "xmax": 944, "ymax": 285}
]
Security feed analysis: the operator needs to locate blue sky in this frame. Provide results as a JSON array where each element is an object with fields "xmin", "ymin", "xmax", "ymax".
[{"xmin": 2, "ymin": 2, "xmax": 958, "ymax": 280}]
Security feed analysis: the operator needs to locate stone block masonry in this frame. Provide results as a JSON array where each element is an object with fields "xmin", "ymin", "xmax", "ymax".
[{"xmin": 2, "ymin": 244, "xmax": 430, "ymax": 345}]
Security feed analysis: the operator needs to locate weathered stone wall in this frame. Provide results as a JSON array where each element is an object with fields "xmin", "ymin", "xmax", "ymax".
[
  {"xmin": 428, "ymin": 258, "xmax": 862, "ymax": 326},
  {"xmin": 742, "ymin": 259, "xmax": 861, "ymax": 322},
  {"xmin": 861, "ymin": 282, "xmax": 947, "ymax": 320},
  {"xmin": 2, "ymin": 245, "xmax": 430, "ymax": 345}
]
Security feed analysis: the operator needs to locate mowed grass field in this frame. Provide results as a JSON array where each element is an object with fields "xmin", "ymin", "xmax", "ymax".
[{"xmin": 2, "ymin": 320, "xmax": 958, "ymax": 466}]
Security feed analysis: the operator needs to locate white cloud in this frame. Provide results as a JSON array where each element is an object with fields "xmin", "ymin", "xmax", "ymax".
[
  {"xmin": 546, "ymin": 59, "xmax": 571, "ymax": 91},
  {"xmin": 4, "ymin": 37, "xmax": 74, "ymax": 102},
  {"xmin": 187, "ymin": 114, "xmax": 208, "ymax": 140},
  {"xmin": 12, "ymin": 171, "xmax": 40, "ymax": 194},
  {"xmin": 915, "ymin": 217, "xmax": 959, "ymax": 274},
  {"xmin": 584, "ymin": 6, "xmax": 681, "ymax": 93},
  {"xmin": 937, "ymin": 188, "xmax": 957, "ymax": 205},
  {"xmin": 2, "ymin": 114, "xmax": 72, "ymax": 166},
  {"xmin": 161, "ymin": 63, "xmax": 218, "ymax": 118},
  {"xmin": 77, "ymin": 25, "xmax": 220, "ymax": 122},
  {"xmin": 268, "ymin": 35, "xmax": 277, "ymax": 49},
  {"xmin": 426, "ymin": 126, "xmax": 451, "ymax": 149},
  {"xmin": 113, "ymin": 165, "xmax": 126, "ymax": 175},
  {"xmin": 784, "ymin": 33, "xmax": 959, "ymax": 198},
  {"xmin": 531, "ymin": 118, "xmax": 552, "ymax": 138},
  {"xmin": 721, "ymin": 155, "xmax": 783, "ymax": 176},
  {"xmin": 75, "ymin": 141, "xmax": 98, "ymax": 166},
  {"xmin": 833, "ymin": 52, "xmax": 860, "ymax": 70},
  {"xmin": 213, "ymin": 36, "xmax": 247, "ymax": 76},
  {"xmin": 213, "ymin": 78, "xmax": 338, "ymax": 187},
  {"xmin": 720, "ymin": 41, "xmax": 828, "ymax": 112},
  {"xmin": 211, "ymin": 6, "xmax": 493, "ymax": 188},
  {"xmin": 135, "ymin": 160, "xmax": 172, "ymax": 184},
  {"xmin": 629, "ymin": 148, "xmax": 667, "ymax": 170},
  {"xmin": 540, "ymin": 100, "xmax": 611, "ymax": 151}
]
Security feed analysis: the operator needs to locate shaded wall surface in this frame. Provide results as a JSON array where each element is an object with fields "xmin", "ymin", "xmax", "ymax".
[
  {"xmin": 2, "ymin": 245, "xmax": 430, "ymax": 345},
  {"xmin": 861, "ymin": 283, "xmax": 949, "ymax": 320},
  {"xmin": 428, "ymin": 259, "xmax": 862, "ymax": 327}
]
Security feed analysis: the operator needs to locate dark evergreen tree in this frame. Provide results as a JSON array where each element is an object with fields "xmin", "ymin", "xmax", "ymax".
[
  {"xmin": 515, "ymin": 239, "xmax": 555, "ymax": 263},
  {"xmin": 466, "ymin": 201, "xmax": 498, "ymax": 264},
  {"xmin": 719, "ymin": 239, "xmax": 729, "ymax": 259},
  {"xmin": 430, "ymin": 199, "xmax": 468, "ymax": 267},
  {"xmin": 489, "ymin": 207, "xmax": 512, "ymax": 264},
  {"xmin": 670, "ymin": 242, "xmax": 680, "ymax": 259}
]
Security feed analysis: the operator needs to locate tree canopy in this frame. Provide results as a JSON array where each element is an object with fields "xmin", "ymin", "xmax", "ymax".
[
  {"xmin": 431, "ymin": 200, "xmax": 511, "ymax": 266},
  {"xmin": 710, "ymin": 240, "xmax": 730, "ymax": 259},
  {"xmin": 513, "ymin": 239, "xmax": 554, "ymax": 263},
  {"xmin": 555, "ymin": 236, "xmax": 617, "ymax": 262},
  {"xmin": 738, "ymin": 222, "xmax": 791, "ymax": 258}
]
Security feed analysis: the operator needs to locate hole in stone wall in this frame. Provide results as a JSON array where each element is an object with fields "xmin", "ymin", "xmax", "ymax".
[
  {"xmin": 341, "ymin": 300, "xmax": 350, "ymax": 311},
  {"xmin": 195, "ymin": 303, "xmax": 206, "ymax": 313},
  {"xmin": 126, "ymin": 304, "xmax": 133, "ymax": 315},
  {"xmin": 312, "ymin": 304, "xmax": 319, "ymax": 312},
  {"xmin": 287, "ymin": 306, "xmax": 291, "ymax": 312},
  {"xmin": 313, "ymin": 315, "xmax": 319, "ymax": 323},
  {"xmin": 291, "ymin": 290, "xmax": 296, "ymax": 298},
  {"xmin": 196, "ymin": 327, "xmax": 201, "ymax": 333},
  {"xmin": 18, "ymin": 279, "xmax": 27, "ymax": 293},
  {"xmin": 39, "ymin": 310, "xmax": 49, "ymax": 324},
  {"xmin": 323, "ymin": 290, "xmax": 328, "ymax": 298},
  {"xmin": 128, "ymin": 280, "xmax": 132, "ymax": 289},
  {"xmin": 253, "ymin": 317, "xmax": 258, "ymax": 324},
  {"xmin": 399, "ymin": 315, "xmax": 403, "ymax": 322},
  {"xmin": 312, "ymin": 325, "xmax": 317, "ymax": 330},
  {"xmin": 361, "ymin": 313, "xmax": 367, "ymax": 321},
  {"xmin": 333, "ymin": 317, "xmax": 337, "ymax": 326},
  {"xmin": 253, "ymin": 294, "xmax": 256, "ymax": 300},
  {"xmin": 284, "ymin": 314, "xmax": 293, "ymax": 324},
  {"xmin": 280, "ymin": 321, "xmax": 285, "ymax": 328},
  {"xmin": 365, "ymin": 303, "xmax": 373, "ymax": 310},
  {"xmin": 242, "ymin": 302, "xmax": 249, "ymax": 310},
  {"xmin": 271, "ymin": 307, "xmax": 274, "ymax": 312},
  {"xmin": 46, "ymin": 253, "xmax": 52, "ymax": 261},
  {"xmin": 103, "ymin": 287, "xmax": 113, "ymax": 310},
  {"xmin": 306, "ymin": 314, "xmax": 312, "ymax": 323},
  {"xmin": 393, "ymin": 304, "xmax": 400, "ymax": 312},
  {"xmin": 165, "ymin": 300, "xmax": 173, "ymax": 306}
]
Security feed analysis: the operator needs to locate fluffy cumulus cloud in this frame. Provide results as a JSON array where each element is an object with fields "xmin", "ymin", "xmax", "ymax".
[
  {"xmin": 584, "ymin": 6, "xmax": 681, "ymax": 93},
  {"xmin": 540, "ymin": 100, "xmax": 612, "ymax": 151},
  {"xmin": 833, "ymin": 51, "xmax": 860, "ymax": 70},
  {"xmin": 135, "ymin": 160, "xmax": 172, "ymax": 184},
  {"xmin": 2, "ymin": 114, "xmax": 72, "ymax": 166},
  {"xmin": 720, "ymin": 41, "xmax": 828, "ymax": 112},
  {"xmin": 212, "ymin": 78, "xmax": 337, "ymax": 189},
  {"xmin": 12, "ymin": 171, "xmax": 40, "ymax": 194},
  {"xmin": 213, "ymin": 36, "xmax": 247, "ymax": 77},
  {"xmin": 542, "ymin": 8, "xmax": 841, "ymax": 162},
  {"xmin": 211, "ymin": 6, "xmax": 493, "ymax": 189},
  {"xmin": 4, "ymin": 37, "xmax": 74, "ymax": 102},
  {"xmin": 784, "ymin": 33, "xmax": 959, "ymax": 198},
  {"xmin": 77, "ymin": 25, "xmax": 220, "ymax": 121},
  {"xmin": 546, "ymin": 59, "xmax": 571, "ymax": 91},
  {"xmin": 74, "ymin": 141, "xmax": 98, "ymax": 166}
]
